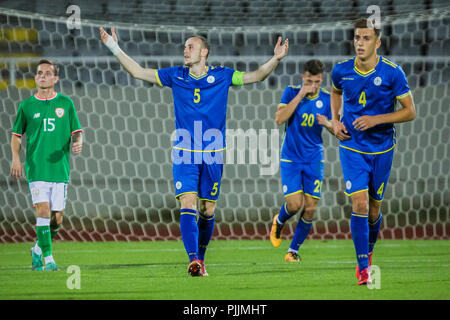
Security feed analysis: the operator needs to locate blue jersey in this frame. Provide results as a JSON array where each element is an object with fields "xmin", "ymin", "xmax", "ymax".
[
  {"xmin": 331, "ymin": 56, "xmax": 410, "ymax": 154},
  {"xmin": 156, "ymin": 65, "xmax": 242, "ymax": 152},
  {"xmin": 280, "ymin": 86, "xmax": 332, "ymax": 163}
]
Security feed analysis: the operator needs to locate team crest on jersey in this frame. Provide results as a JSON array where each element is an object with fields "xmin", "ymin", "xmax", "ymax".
[
  {"xmin": 207, "ymin": 75, "xmax": 215, "ymax": 84},
  {"xmin": 346, "ymin": 180, "xmax": 352, "ymax": 190},
  {"xmin": 283, "ymin": 185, "xmax": 288, "ymax": 193},
  {"xmin": 373, "ymin": 77, "xmax": 382, "ymax": 86},
  {"xmin": 55, "ymin": 108, "xmax": 65, "ymax": 118},
  {"xmin": 316, "ymin": 100, "xmax": 323, "ymax": 108},
  {"xmin": 176, "ymin": 181, "xmax": 182, "ymax": 190}
]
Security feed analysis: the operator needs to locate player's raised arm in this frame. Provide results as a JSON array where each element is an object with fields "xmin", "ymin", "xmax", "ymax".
[
  {"xmin": 275, "ymin": 84, "xmax": 313, "ymax": 125},
  {"xmin": 99, "ymin": 27, "xmax": 159, "ymax": 85},
  {"xmin": 353, "ymin": 93, "xmax": 416, "ymax": 131},
  {"xmin": 241, "ymin": 36, "xmax": 288, "ymax": 85},
  {"xmin": 10, "ymin": 134, "xmax": 23, "ymax": 179}
]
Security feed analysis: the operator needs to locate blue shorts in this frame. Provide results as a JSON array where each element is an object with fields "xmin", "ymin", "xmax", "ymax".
[
  {"xmin": 339, "ymin": 146, "xmax": 394, "ymax": 201},
  {"xmin": 280, "ymin": 160, "xmax": 324, "ymax": 199},
  {"xmin": 172, "ymin": 150, "xmax": 223, "ymax": 202}
]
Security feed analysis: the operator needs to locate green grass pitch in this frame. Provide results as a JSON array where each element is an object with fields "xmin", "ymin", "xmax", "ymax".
[{"xmin": 0, "ymin": 239, "xmax": 449, "ymax": 300}]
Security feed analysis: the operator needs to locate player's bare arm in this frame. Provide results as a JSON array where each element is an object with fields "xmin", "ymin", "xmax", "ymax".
[
  {"xmin": 275, "ymin": 84, "xmax": 314, "ymax": 125},
  {"xmin": 331, "ymin": 87, "xmax": 350, "ymax": 140},
  {"xmin": 242, "ymin": 36, "xmax": 289, "ymax": 85},
  {"xmin": 99, "ymin": 27, "xmax": 159, "ymax": 84},
  {"xmin": 316, "ymin": 114, "xmax": 335, "ymax": 136},
  {"xmin": 10, "ymin": 134, "xmax": 22, "ymax": 179},
  {"xmin": 72, "ymin": 131, "xmax": 83, "ymax": 154},
  {"xmin": 353, "ymin": 93, "xmax": 416, "ymax": 131}
]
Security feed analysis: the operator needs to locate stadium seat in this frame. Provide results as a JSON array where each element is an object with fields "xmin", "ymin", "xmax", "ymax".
[
  {"xmin": 149, "ymin": 43, "xmax": 164, "ymax": 56},
  {"xmin": 430, "ymin": 0, "xmax": 450, "ymax": 9},
  {"xmin": 427, "ymin": 41, "xmax": 444, "ymax": 56},
  {"xmin": 393, "ymin": 0, "xmax": 426, "ymax": 14},
  {"xmin": 356, "ymin": 0, "xmax": 391, "ymax": 16}
]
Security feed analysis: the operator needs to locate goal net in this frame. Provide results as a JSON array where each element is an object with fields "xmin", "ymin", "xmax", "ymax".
[{"xmin": 0, "ymin": 1, "xmax": 449, "ymax": 242}]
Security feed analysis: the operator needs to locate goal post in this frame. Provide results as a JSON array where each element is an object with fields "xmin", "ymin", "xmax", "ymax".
[{"xmin": 0, "ymin": 6, "xmax": 448, "ymax": 242}]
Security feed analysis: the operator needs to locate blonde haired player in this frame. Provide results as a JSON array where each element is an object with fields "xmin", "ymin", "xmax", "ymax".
[{"xmin": 99, "ymin": 27, "xmax": 288, "ymax": 276}]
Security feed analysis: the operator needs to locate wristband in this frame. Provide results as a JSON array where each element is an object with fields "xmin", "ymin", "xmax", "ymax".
[{"xmin": 105, "ymin": 36, "xmax": 121, "ymax": 56}]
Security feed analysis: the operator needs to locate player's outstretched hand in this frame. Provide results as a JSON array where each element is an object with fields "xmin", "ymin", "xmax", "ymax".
[
  {"xmin": 353, "ymin": 115, "xmax": 379, "ymax": 131},
  {"xmin": 332, "ymin": 119, "xmax": 350, "ymax": 141},
  {"xmin": 10, "ymin": 159, "xmax": 22, "ymax": 180},
  {"xmin": 72, "ymin": 141, "xmax": 83, "ymax": 154},
  {"xmin": 99, "ymin": 27, "xmax": 118, "ymax": 45},
  {"xmin": 274, "ymin": 36, "xmax": 289, "ymax": 61}
]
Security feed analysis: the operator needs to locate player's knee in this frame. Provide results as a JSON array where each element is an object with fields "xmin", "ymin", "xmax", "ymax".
[
  {"xmin": 180, "ymin": 200, "xmax": 197, "ymax": 211},
  {"xmin": 179, "ymin": 194, "xmax": 197, "ymax": 211},
  {"xmin": 199, "ymin": 201, "xmax": 215, "ymax": 216},
  {"xmin": 369, "ymin": 198, "xmax": 382, "ymax": 210},
  {"xmin": 52, "ymin": 211, "xmax": 64, "ymax": 226},
  {"xmin": 35, "ymin": 203, "xmax": 50, "ymax": 218},
  {"xmin": 353, "ymin": 199, "xmax": 369, "ymax": 214},
  {"xmin": 368, "ymin": 200, "xmax": 382, "ymax": 221},
  {"xmin": 203, "ymin": 206, "xmax": 215, "ymax": 216},
  {"xmin": 286, "ymin": 199, "xmax": 303, "ymax": 214},
  {"xmin": 303, "ymin": 206, "xmax": 316, "ymax": 220}
]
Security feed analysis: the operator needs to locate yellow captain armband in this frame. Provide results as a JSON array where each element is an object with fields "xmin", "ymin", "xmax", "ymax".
[{"xmin": 232, "ymin": 71, "xmax": 245, "ymax": 86}]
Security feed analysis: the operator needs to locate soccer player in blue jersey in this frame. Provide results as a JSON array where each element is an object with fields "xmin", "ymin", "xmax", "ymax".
[
  {"xmin": 331, "ymin": 18, "xmax": 416, "ymax": 285},
  {"xmin": 100, "ymin": 27, "xmax": 289, "ymax": 276},
  {"xmin": 269, "ymin": 59, "xmax": 334, "ymax": 262}
]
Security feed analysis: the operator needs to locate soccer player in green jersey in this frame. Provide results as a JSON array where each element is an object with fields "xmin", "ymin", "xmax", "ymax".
[{"xmin": 10, "ymin": 59, "xmax": 83, "ymax": 271}]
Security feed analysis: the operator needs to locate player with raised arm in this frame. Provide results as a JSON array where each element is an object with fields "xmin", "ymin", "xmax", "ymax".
[
  {"xmin": 99, "ymin": 27, "xmax": 288, "ymax": 276},
  {"xmin": 269, "ymin": 59, "xmax": 334, "ymax": 262},
  {"xmin": 10, "ymin": 59, "xmax": 83, "ymax": 271},
  {"xmin": 331, "ymin": 18, "xmax": 416, "ymax": 285}
]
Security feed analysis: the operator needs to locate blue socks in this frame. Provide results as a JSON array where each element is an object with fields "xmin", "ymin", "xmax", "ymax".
[
  {"xmin": 197, "ymin": 212, "xmax": 215, "ymax": 261},
  {"xmin": 180, "ymin": 209, "xmax": 216, "ymax": 262},
  {"xmin": 180, "ymin": 209, "xmax": 199, "ymax": 261},
  {"xmin": 351, "ymin": 212, "xmax": 369, "ymax": 271},
  {"xmin": 289, "ymin": 216, "xmax": 313, "ymax": 252},
  {"xmin": 278, "ymin": 202, "xmax": 308, "ymax": 253},
  {"xmin": 369, "ymin": 212, "xmax": 383, "ymax": 253},
  {"xmin": 277, "ymin": 203, "xmax": 298, "ymax": 225}
]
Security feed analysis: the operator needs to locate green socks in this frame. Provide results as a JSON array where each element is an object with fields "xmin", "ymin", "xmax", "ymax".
[
  {"xmin": 36, "ymin": 217, "xmax": 52, "ymax": 258},
  {"xmin": 50, "ymin": 224, "xmax": 60, "ymax": 240}
]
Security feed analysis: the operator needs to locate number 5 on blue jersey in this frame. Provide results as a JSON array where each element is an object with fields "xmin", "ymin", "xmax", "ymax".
[{"xmin": 193, "ymin": 88, "xmax": 200, "ymax": 103}]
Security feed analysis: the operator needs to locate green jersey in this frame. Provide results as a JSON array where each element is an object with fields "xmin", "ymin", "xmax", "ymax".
[{"xmin": 12, "ymin": 92, "xmax": 82, "ymax": 183}]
